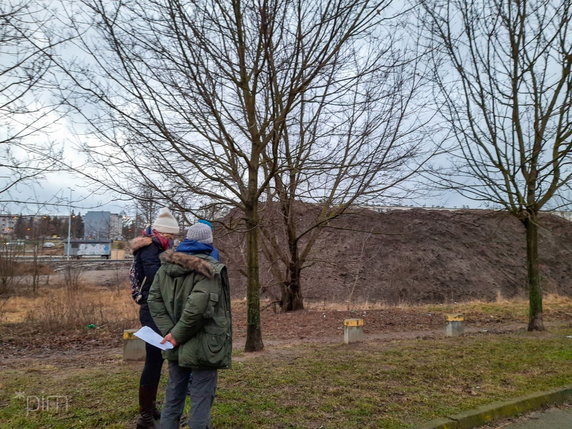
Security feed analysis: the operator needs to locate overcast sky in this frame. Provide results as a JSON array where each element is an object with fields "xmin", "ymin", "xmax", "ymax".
[
  {"xmin": 0, "ymin": 110, "xmax": 481, "ymax": 216},
  {"xmin": 5, "ymin": 167, "xmax": 479, "ymax": 217},
  {"xmin": 0, "ymin": 0, "xmax": 483, "ymax": 217}
]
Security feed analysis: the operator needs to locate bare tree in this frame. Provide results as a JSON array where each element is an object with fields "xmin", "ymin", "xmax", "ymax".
[
  {"xmin": 0, "ymin": 1, "xmax": 65, "ymax": 204},
  {"xmin": 258, "ymin": 29, "xmax": 433, "ymax": 311},
  {"xmin": 56, "ymin": 0, "xmax": 398, "ymax": 351},
  {"xmin": 419, "ymin": 0, "xmax": 572, "ymax": 330}
]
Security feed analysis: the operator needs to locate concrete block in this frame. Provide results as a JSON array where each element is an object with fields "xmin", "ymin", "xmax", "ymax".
[
  {"xmin": 445, "ymin": 314, "xmax": 464, "ymax": 337},
  {"xmin": 344, "ymin": 318, "xmax": 364, "ymax": 344},
  {"xmin": 111, "ymin": 249, "xmax": 126, "ymax": 260},
  {"xmin": 123, "ymin": 329, "xmax": 146, "ymax": 361}
]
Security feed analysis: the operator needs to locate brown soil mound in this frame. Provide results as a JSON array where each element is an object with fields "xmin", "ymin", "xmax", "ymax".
[{"xmin": 216, "ymin": 207, "xmax": 572, "ymax": 305}]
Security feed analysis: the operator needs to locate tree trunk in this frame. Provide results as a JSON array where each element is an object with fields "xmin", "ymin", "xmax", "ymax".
[
  {"xmin": 524, "ymin": 214, "xmax": 544, "ymax": 331},
  {"xmin": 32, "ymin": 247, "xmax": 39, "ymax": 293},
  {"xmin": 244, "ymin": 205, "xmax": 264, "ymax": 352},
  {"xmin": 280, "ymin": 195, "xmax": 305, "ymax": 312},
  {"xmin": 281, "ymin": 259, "xmax": 304, "ymax": 312}
]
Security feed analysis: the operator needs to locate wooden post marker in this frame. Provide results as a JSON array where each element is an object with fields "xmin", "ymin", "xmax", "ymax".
[
  {"xmin": 445, "ymin": 314, "xmax": 464, "ymax": 337},
  {"xmin": 344, "ymin": 318, "xmax": 364, "ymax": 344},
  {"xmin": 123, "ymin": 329, "xmax": 146, "ymax": 361}
]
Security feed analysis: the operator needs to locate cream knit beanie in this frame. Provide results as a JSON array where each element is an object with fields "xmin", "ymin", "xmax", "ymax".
[{"xmin": 152, "ymin": 208, "xmax": 180, "ymax": 234}]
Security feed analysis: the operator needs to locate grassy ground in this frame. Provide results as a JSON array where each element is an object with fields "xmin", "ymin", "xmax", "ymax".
[
  {"xmin": 1, "ymin": 277, "xmax": 572, "ymax": 428},
  {"xmin": 1, "ymin": 326, "xmax": 572, "ymax": 428}
]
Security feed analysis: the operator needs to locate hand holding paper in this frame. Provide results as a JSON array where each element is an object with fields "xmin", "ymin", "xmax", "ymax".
[
  {"xmin": 133, "ymin": 326, "xmax": 174, "ymax": 350},
  {"xmin": 161, "ymin": 332, "xmax": 178, "ymax": 347}
]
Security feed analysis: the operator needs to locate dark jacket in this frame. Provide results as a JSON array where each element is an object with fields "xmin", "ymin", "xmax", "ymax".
[
  {"xmin": 148, "ymin": 249, "xmax": 232, "ymax": 369},
  {"xmin": 129, "ymin": 236, "xmax": 164, "ymax": 303}
]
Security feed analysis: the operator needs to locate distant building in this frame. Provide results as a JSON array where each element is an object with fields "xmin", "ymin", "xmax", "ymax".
[
  {"xmin": 83, "ymin": 211, "xmax": 123, "ymax": 240},
  {"xmin": 0, "ymin": 215, "xmax": 18, "ymax": 235}
]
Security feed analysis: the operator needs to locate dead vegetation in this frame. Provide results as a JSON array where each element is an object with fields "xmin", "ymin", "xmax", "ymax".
[
  {"xmin": 23, "ymin": 286, "xmax": 137, "ymax": 332},
  {"xmin": 0, "ymin": 268, "xmax": 137, "ymax": 347}
]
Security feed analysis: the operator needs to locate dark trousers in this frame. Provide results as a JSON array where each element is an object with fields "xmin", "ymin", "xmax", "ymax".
[{"xmin": 139, "ymin": 304, "xmax": 164, "ymax": 386}]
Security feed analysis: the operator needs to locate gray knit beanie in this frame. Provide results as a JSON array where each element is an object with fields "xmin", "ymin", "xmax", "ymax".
[
  {"xmin": 186, "ymin": 222, "xmax": 213, "ymax": 244},
  {"xmin": 151, "ymin": 207, "xmax": 180, "ymax": 234}
]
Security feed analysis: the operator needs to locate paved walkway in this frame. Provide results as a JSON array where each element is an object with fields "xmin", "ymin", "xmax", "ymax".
[{"xmin": 499, "ymin": 406, "xmax": 572, "ymax": 428}]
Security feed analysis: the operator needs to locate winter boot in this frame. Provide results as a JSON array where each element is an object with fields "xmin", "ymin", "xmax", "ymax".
[
  {"xmin": 152, "ymin": 401, "xmax": 161, "ymax": 421},
  {"xmin": 135, "ymin": 412, "xmax": 155, "ymax": 429},
  {"xmin": 136, "ymin": 384, "xmax": 159, "ymax": 429}
]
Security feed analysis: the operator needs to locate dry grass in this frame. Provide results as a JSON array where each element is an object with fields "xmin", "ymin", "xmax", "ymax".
[
  {"xmin": 304, "ymin": 293, "xmax": 572, "ymax": 314},
  {"xmin": 0, "ymin": 296, "xmax": 9, "ymax": 323},
  {"xmin": 4, "ymin": 284, "xmax": 572, "ymax": 334},
  {"xmin": 1, "ymin": 295, "xmax": 44, "ymax": 323},
  {"xmin": 0, "ymin": 263, "xmax": 138, "ymax": 331},
  {"xmin": 24, "ymin": 285, "xmax": 138, "ymax": 331},
  {"xmin": 1, "ymin": 282, "xmax": 138, "ymax": 332}
]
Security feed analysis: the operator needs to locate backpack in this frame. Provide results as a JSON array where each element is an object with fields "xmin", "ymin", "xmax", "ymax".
[{"xmin": 129, "ymin": 261, "xmax": 147, "ymax": 304}]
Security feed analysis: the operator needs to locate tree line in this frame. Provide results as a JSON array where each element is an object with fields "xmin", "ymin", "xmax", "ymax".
[{"xmin": 10, "ymin": 213, "xmax": 85, "ymax": 240}]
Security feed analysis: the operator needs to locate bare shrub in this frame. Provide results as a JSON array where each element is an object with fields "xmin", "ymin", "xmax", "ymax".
[
  {"xmin": 29, "ymin": 242, "xmax": 42, "ymax": 292},
  {"xmin": 0, "ymin": 297, "xmax": 9, "ymax": 322},
  {"xmin": 7, "ymin": 261, "xmax": 54, "ymax": 291},
  {"xmin": 110, "ymin": 263, "xmax": 129, "ymax": 294},
  {"xmin": 0, "ymin": 244, "xmax": 23, "ymax": 294},
  {"xmin": 63, "ymin": 263, "xmax": 83, "ymax": 292}
]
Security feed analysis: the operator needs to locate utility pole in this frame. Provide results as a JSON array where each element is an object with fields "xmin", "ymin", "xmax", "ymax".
[{"xmin": 67, "ymin": 188, "xmax": 73, "ymax": 259}]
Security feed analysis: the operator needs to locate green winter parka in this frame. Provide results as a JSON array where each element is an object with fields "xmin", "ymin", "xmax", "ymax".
[{"xmin": 147, "ymin": 249, "xmax": 232, "ymax": 369}]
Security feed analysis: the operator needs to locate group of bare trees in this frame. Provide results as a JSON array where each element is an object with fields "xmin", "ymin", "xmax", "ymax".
[
  {"xmin": 2, "ymin": 0, "xmax": 571, "ymax": 349},
  {"xmin": 53, "ymin": 0, "xmax": 433, "ymax": 351}
]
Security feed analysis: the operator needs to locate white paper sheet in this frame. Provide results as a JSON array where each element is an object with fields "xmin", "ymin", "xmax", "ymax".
[{"xmin": 133, "ymin": 326, "xmax": 174, "ymax": 350}]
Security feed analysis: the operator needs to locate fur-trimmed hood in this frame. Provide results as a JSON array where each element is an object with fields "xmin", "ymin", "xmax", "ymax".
[
  {"xmin": 160, "ymin": 249, "xmax": 214, "ymax": 279},
  {"xmin": 129, "ymin": 236, "xmax": 153, "ymax": 253}
]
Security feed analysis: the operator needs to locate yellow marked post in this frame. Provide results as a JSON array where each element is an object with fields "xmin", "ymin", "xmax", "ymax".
[
  {"xmin": 445, "ymin": 314, "xmax": 465, "ymax": 337},
  {"xmin": 343, "ymin": 318, "xmax": 364, "ymax": 344},
  {"xmin": 122, "ymin": 329, "xmax": 146, "ymax": 361}
]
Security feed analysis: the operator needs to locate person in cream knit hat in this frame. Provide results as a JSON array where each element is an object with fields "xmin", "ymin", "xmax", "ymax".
[
  {"xmin": 152, "ymin": 207, "xmax": 180, "ymax": 234},
  {"xmin": 129, "ymin": 207, "xmax": 180, "ymax": 428}
]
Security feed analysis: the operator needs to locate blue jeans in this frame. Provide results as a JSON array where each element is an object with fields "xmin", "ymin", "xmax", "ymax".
[{"xmin": 160, "ymin": 361, "xmax": 218, "ymax": 429}]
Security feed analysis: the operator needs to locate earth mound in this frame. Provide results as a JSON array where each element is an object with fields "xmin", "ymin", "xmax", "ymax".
[{"xmin": 216, "ymin": 207, "xmax": 572, "ymax": 305}]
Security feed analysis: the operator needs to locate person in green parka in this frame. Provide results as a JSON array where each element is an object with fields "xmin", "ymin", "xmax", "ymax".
[{"xmin": 148, "ymin": 222, "xmax": 232, "ymax": 429}]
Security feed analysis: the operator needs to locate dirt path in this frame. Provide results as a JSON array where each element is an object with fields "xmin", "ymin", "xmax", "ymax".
[{"xmin": 4, "ymin": 313, "xmax": 566, "ymax": 370}]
